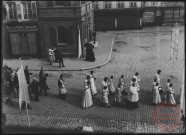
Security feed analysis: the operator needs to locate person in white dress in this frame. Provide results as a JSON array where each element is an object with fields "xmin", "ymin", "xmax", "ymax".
[
  {"xmin": 114, "ymin": 84, "xmax": 122, "ymax": 106},
  {"xmin": 101, "ymin": 77, "xmax": 110, "ymax": 107},
  {"xmin": 127, "ymin": 83, "xmax": 139, "ymax": 109},
  {"xmin": 152, "ymin": 82, "xmax": 162, "ymax": 106},
  {"xmin": 165, "ymin": 79, "xmax": 171, "ymax": 103},
  {"xmin": 58, "ymin": 75, "xmax": 67, "ymax": 100},
  {"xmin": 89, "ymin": 70, "xmax": 97, "ymax": 95},
  {"xmin": 108, "ymin": 75, "xmax": 115, "ymax": 97},
  {"xmin": 155, "ymin": 70, "xmax": 161, "ymax": 87},
  {"xmin": 167, "ymin": 83, "xmax": 176, "ymax": 105},
  {"xmin": 133, "ymin": 72, "xmax": 140, "ymax": 89},
  {"xmin": 84, "ymin": 75, "xmax": 90, "ymax": 86},
  {"xmin": 82, "ymin": 81, "xmax": 93, "ymax": 108}
]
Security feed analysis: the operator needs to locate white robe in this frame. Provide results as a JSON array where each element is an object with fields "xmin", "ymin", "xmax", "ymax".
[
  {"xmin": 133, "ymin": 75, "xmax": 140, "ymax": 88},
  {"xmin": 101, "ymin": 81, "xmax": 109, "ymax": 103},
  {"xmin": 108, "ymin": 78, "xmax": 115, "ymax": 93},
  {"xmin": 114, "ymin": 87, "xmax": 122, "ymax": 103},
  {"xmin": 89, "ymin": 74, "xmax": 97, "ymax": 95},
  {"xmin": 119, "ymin": 77, "xmax": 125, "ymax": 91},
  {"xmin": 152, "ymin": 86, "xmax": 161, "ymax": 104},
  {"xmin": 165, "ymin": 82, "xmax": 170, "ymax": 101},
  {"xmin": 82, "ymin": 85, "xmax": 93, "ymax": 108},
  {"xmin": 155, "ymin": 74, "xmax": 161, "ymax": 86},
  {"xmin": 167, "ymin": 87, "xmax": 176, "ymax": 105},
  {"xmin": 127, "ymin": 86, "xmax": 139, "ymax": 102}
]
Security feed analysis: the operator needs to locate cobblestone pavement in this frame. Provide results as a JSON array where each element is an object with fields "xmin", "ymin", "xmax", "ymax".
[
  {"xmin": 3, "ymin": 32, "xmax": 114, "ymax": 71},
  {"xmin": 2, "ymin": 26, "xmax": 185, "ymax": 133}
]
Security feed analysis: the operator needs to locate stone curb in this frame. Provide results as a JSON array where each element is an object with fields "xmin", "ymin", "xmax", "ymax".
[{"xmin": 21, "ymin": 36, "xmax": 115, "ymax": 72}]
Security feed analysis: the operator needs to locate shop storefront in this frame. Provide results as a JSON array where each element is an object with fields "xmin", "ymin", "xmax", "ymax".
[{"xmin": 6, "ymin": 22, "xmax": 39, "ymax": 57}]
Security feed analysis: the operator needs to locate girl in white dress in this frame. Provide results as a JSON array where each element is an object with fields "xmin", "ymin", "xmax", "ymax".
[
  {"xmin": 108, "ymin": 75, "xmax": 115, "ymax": 96},
  {"xmin": 114, "ymin": 84, "xmax": 122, "ymax": 105},
  {"xmin": 101, "ymin": 77, "xmax": 110, "ymax": 107},
  {"xmin": 167, "ymin": 83, "xmax": 176, "ymax": 105},
  {"xmin": 119, "ymin": 75, "xmax": 125, "ymax": 92},
  {"xmin": 89, "ymin": 70, "xmax": 97, "ymax": 95},
  {"xmin": 152, "ymin": 82, "xmax": 162, "ymax": 106},
  {"xmin": 155, "ymin": 70, "xmax": 161, "ymax": 87},
  {"xmin": 133, "ymin": 72, "xmax": 140, "ymax": 89},
  {"xmin": 165, "ymin": 79, "xmax": 171, "ymax": 102},
  {"xmin": 82, "ymin": 81, "xmax": 93, "ymax": 108}
]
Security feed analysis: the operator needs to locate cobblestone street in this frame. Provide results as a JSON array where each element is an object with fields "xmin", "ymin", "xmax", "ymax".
[{"xmin": 3, "ymin": 26, "xmax": 185, "ymax": 133}]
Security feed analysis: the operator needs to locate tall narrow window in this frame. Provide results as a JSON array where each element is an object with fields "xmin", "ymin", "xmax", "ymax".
[
  {"xmin": 94, "ymin": 1, "xmax": 98, "ymax": 9},
  {"xmin": 16, "ymin": 2, "xmax": 23, "ymax": 21},
  {"xmin": 31, "ymin": 1, "xmax": 37, "ymax": 20},
  {"xmin": 22, "ymin": 3, "xmax": 29, "ymax": 19},
  {"xmin": 57, "ymin": 26, "xmax": 67, "ymax": 45},
  {"xmin": 130, "ymin": 2, "xmax": 137, "ymax": 8},
  {"xmin": 104, "ymin": 1, "xmax": 111, "ymax": 9},
  {"xmin": 118, "ymin": 1, "xmax": 125, "ymax": 8},
  {"xmin": 7, "ymin": 2, "xmax": 17, "ymax": 19}
]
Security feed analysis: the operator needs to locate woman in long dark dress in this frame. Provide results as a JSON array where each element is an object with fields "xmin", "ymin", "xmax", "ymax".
[{"xmin": 84, "ymin": 42, "xmax": 95, "ymax": 62}]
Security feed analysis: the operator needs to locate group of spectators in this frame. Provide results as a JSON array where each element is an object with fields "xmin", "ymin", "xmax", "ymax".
[{"xmin": 3, "ymin": 64, "xmax": 50, "ymax": 109}]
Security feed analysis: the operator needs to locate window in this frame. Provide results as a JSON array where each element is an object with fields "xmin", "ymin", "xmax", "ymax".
[
  {"xmin": 57, "ymin": 26, "xmax": 68, "ymax": 45},
  {"xmin": 54, "ymin": 1, "xmax": 71, "ymax": 7},
  {"xmin": 94, "ymin": 1, "xmax": 98, "ymax": 9},
  {"xmin": 5, "ymin": 2, "xmax": 17, "ymax": 20},
  {"xmin": 118, "ymin": 1, "xmax": 125, "ymax": 8},
  {"xmin": 130, "ymin": 2, "xmax": 137, "ymax": 8},
  {"xmin": 31, "ymin": 1, "xmax": 37, "ymax": 20},
  {"xmin": 104, "ymin": 1, "xmax": 111, "ymax": 9}
]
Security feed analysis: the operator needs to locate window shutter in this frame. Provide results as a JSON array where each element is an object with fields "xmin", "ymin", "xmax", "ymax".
[{"xmin": 16, "ymin": 2, "xmax": 23, "ymax": 21}]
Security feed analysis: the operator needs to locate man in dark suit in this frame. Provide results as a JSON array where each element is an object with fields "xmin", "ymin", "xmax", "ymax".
[
  {"xmin": 24, "ymin": 66, "xmax": 33, "ymax": 99},
  {"xmin": 58, "ymin": 50, "xmax": 65, "ymax": 68},
  {"xmin": 24, "ymin": 66, "xmax": 32, "ymax": 85},
  {"xmin": 30, "ymin": 78, "xmax": 40, "ymax": 101},
  {"xmin": 40, "ymin": 73, "xmax": 49, "ymax": 95}
]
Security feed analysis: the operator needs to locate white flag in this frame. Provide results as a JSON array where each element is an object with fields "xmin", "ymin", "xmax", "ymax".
[
  {"xmin": 170, "ymin": 28, "xmax": 179, "ymax": 60},
  {"xmin": 17, "ymin": 65, "xmax": 30, "ymax": 110},
  {"xmin": 78, "ymin": 25, "xmax": 82, "ymax": 60}
]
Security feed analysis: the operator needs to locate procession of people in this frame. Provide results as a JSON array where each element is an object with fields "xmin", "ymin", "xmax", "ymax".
[{"xmin": 3, "ymin": 63, "xmax": 180, "ymax": 110}]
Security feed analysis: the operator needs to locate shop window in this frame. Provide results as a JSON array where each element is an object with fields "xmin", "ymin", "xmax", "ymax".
[
  {"xmin": 104, "ymin": 1, "xmax": 111, "ymax": 9},
  {"xmin": 49, "ymin": 27, "xmax": 57, "ymax": 46},
  {"xmin": 130, "ymin": 2, "xmax": 137, "ymax": 8},
  {"xmin": 118, "ymin": 1, "xmax": 125, "ymax": 8},
  {"xmin": 94, "ymin": 1, "xmax": 99, "ymax": 9},
  {"xmin": 57, "ymin": 26, "xmax": 68, "ymax": 45},
  {"xmin": 53, "ymin": 1, "xmax": 71, "ymax": 7}
]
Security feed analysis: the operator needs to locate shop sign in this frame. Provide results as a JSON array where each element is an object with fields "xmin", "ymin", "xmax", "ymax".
[
  {"xmin": 7, "ymin": 25, "xmax": 38, "ymax": 32},
  {"xmin": 143, "ymin": 12, "xmax": 155, "ymax": 23}
]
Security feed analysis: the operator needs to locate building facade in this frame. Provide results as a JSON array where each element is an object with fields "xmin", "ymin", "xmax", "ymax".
[
  {"xmin": 94, "ymin": 1, "xmax": 184, "ymax": 30},
  {"xmin": 3, "ymin": 1, "xmax": 39, "ymax": 58},
  {"xmin": 2, "ymin": 1, "xmax": 94, "ymax": 58},
  {"xmin": 142, "ymin": 1, "xmax": 184, "ymax": 26},
  {"xmin": 94, "ymin": 1, "xmax": 143, "ymax": 31},
  {"xmin": 37, "ymin": 1, "xmax": 94, "ymax": 57}
]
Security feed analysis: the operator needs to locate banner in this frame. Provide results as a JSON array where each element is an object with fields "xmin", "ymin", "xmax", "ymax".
[
  {"xmin": 170, "ymin": 27, "xmax": 179, "ymax": 60},
  {"xmin": 17, "ymin": 65, "xmax": 30, "ymax": 110},
  {"xmin": 78, "ymin": 25, "xmax": 82, "ymax": 60}
]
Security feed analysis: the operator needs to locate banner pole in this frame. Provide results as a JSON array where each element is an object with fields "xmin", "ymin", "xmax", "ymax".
[{"xmin": 19, "ymin": 58, "xmax": 31, "ymax": 127}]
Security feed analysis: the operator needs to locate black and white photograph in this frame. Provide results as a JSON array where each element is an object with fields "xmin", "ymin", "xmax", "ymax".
[{"xmin": 1, "ymin": 1, "xmax": 185, "ymax": 134}]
